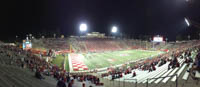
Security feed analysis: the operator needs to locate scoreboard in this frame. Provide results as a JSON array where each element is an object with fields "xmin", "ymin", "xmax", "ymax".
[
  {"xmin": 23, "ymin": 40, "xmax": 32, "ymax": 50},
  {"xmin": 153, "ymin": 36, "xmax": 163, "ymax": 42}
]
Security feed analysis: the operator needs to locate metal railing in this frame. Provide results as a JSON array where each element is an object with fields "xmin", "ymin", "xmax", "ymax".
[
  {"xmin": 101, "ymin": 74, "xmax": 178, "ymax": 87},
  {"xmin": 124, "ymin": 79, "xmax": 137, "ymax": 87},
  {"xmin": 100, "ymin": 78, "xmax": 137, "ymax": 87},
  {"xmin": 146, "ymin": 74, "xmax": 178, "ymax": 87}
]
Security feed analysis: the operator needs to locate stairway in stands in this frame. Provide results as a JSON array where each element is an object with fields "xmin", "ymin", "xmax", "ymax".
[{"xmin": 0, "ymin": 64, "xmax": 55, "ymax": 87}]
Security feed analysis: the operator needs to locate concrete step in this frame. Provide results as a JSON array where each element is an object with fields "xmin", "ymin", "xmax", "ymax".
[{"xmin": 0, "ymin": 74, "xmax": 12, "ymax": 87}]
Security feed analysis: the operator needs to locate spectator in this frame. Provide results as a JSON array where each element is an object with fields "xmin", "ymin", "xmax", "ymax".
[
  {"xmin": 152, "ymin": 65, "xmax": 156, "ymax": 71},
  {"xmin": 56, "ymin": 79, "xmax": 66, "ymax": 87},
  {"xmin": 132, "ymin": 71, "xmax": 136, "ymax": 77},
  {"xmin": 168, "ymin": 64, "xmax": 171, "ymax": 70},
  {"xmin": 35, "ymin": 69, "xmax": 44, "ymax": 80},
  {"xmin": 188, "ymin": 51, "xmax": 200, "ymax": 79},
  {"xmin": 82, "ymin": 83, "xmax": 85, "ymax": 87}
]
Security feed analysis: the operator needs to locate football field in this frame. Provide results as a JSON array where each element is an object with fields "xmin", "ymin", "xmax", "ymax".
[{"xmin": 82, "ymin": 50, "xmax": 163, "ymax": 69}]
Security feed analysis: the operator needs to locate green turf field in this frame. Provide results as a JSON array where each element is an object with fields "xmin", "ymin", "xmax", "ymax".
[
  {"xmin": 52, "ymin": 50, "xmax": 163, "ymax": 71},
  {"xmin": 82, "ymin": 50, "xmax": 163, "ymax": 69},
  {"xmin": 52, "ymin": 54, "xmax": 70, "ymax": 71}
]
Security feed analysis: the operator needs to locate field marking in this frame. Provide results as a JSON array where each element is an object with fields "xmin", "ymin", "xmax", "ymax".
[
  {"xmin": 68, "ymin": 54, "xmax": 73, "ymax": 72},
  {"xmin": 82, "ymin": 50, "xmax": 165, "ymax": 72}
]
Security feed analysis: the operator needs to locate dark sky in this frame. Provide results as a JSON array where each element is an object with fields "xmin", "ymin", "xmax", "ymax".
[{"xmin": 2, "ymin": 0, "xmax": 200, "ymax": 41}]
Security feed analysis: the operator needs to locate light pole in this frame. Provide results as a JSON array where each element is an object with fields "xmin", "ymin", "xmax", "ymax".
[
  {"xmin": 29, "ymin": 34, "xmax": 32, "ymax": 40},
  {"xmin": 150, "ymin": 38, "xmax": 154, "ymax": 48},
  {"xmin": 79, "ymin": 23, "xmax": 87, "ymax": 36},
  {"xmin": 53, "ymin": 33, "xmax": 56, "ymax": 38},
  {"xmin": 26, "ymin": 35, "xmax": 29, "ymax": 40},
  {"xmin": 199, "ymin": 33, "xmax": 200, "ymax": 40},
  {"xmin": 165, "ymin": 38, "xmax": 168, "ymax": 45},
  {"xmin": 111, "ymin": 26, "xmax": 117, "ymax": 33},
  {"xmin": 16, "ymin": 35, "xmax": 18, "ymax": 43},
  {"xmin": 185, "ymin": 18, "xmax": 190, "ymax": 27},
  {"xmin": 145, "ymin": 41, "xmax": 147, "ymax": 49},
  {"xmin": 188, "ymin": 35, "xmax": 190, "ymax": 40},
  {"xmin": 111, "ymin": 26, "xmax": 118, "ymax": 38}
]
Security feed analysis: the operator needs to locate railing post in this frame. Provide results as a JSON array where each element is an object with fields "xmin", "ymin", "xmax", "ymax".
[
  {"xmin": 176, "ymin": 74, "xmax": 178, "ymax": 87},
  {"xmin": 135, "ymin": 79, "xmax": 137, "ymax": 87},
  {"xmin": 123, "ymin": 79, "xmax": 138, "ymax": 87},
  {"xmin": 123, "ymin": 79, "xmax": 125, "ymax": 87},
  {"xmin": 119, "ymin": 80, "xmax": 120, "ymax": 87},
  {"xmin": 110, "ymin": 79, "xmax": 111, "ymax": 87},
  {"xmin": 146, "ymin": 79, "xmax": 148, "ymax": 87},
  {"xmin": 113, "ymin": 79, "xmax": 114, "ymax": 86}
]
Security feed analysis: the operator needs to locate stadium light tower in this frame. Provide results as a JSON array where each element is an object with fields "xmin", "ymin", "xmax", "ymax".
[
  {"xmin": 79, "ymin": 23, "xmax": 87, "ymax": 32},
  {"xmin": 185, "ymin": 18, "xmax": 190, "ymax": 27},
  {"xmin": 111, "ymin": 26, "xmax": 118, "ymax": 33}
]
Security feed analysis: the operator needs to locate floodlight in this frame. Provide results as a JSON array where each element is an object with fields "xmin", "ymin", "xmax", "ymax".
[
  {"xmin": 112, "ymin": 26, "xmax": 118, "ymax": 33},
  {"xmin": 185, "ymin": 18, "xmax": 190, "ymax": 26},
  {"xmin": 80, "ymin": 23, "xmax": 87, "ymax": 32}
]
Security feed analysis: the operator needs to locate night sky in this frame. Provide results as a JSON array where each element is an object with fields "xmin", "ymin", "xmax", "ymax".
[{"xmin": 2, "ymin": 0, "xmax": 200, "ymax": 41}]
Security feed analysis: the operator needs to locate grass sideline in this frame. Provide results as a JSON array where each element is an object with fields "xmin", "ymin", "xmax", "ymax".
[
  {"xmin": 52, "ymin": 54, "xmax": 70, "ymax": 71},
  {"xmin": 52, "ymin": 55, "xmax": 64, "ymax": 68}
]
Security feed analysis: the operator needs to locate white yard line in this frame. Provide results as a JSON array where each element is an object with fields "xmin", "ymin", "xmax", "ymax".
[{"xmin": 68, "ymin": 54, "xmax": 73, "ymax": 72}]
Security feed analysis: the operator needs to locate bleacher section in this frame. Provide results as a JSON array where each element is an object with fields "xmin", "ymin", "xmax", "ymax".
[
  {"xmin": 32, "ymin": 38, "xmax": 70, "ymax": 51},
  {"xmin": 31, "ymin": 37, "xmax": 200, "ymax": 54},
  {"xmin": 101, "ymin": 45, "xmax": 200, "ymax": 87},
  {"xmin": 71, "ymin": 38, "xmax": 156, "ymax": 53}
]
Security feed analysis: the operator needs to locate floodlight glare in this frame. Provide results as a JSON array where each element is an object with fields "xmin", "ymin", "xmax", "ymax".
[
  {"xmin": 80, "ymin": 23, "xmax": 87, "ymax": 31},
  {"xmin": 185, "ymin": 18, "xmax": 190, "ymax": 26},
  {"xmin": 112, "ymin": 26, "xmax": 118, "ymax": 33}
]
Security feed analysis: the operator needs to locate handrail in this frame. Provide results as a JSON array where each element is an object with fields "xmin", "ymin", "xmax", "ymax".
[
  {"xmin": 146, "ymin": 74, "xmax": 178, "ymax": 87},
  {"xmin": 124, "ymin": 79, "xmax": 137, "ymax": 87}
]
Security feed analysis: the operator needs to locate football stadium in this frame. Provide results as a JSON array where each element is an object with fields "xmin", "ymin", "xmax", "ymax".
[
  {"xmin": 1, "ymin": 0, "xmax": 200, "ymax": 87},
  {"xmin": 1, "ymin": 34, "xmax": 200, "ymax": 87},
  {"xmin": 31, "ymin": 36, "xmax": 166, "ymax": 71}
]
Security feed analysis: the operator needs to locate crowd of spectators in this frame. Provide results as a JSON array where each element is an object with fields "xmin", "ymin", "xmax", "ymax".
[
  {"xmin": 73, "ymin": 38, "xmax": 199, "ymax": 53},
  {"xmin": 32, "ymin": 38, "xmax": 70, "ymax": 51},
  {"xmin": 73, "ymin": 38, "xmax": 166, "ymax": 53},
  {"xmin": 188, "ymin": 47, "xmax": 200, "ymax": 79},
  {"xmin": 74, "ymin": 38, "xmax": 126, "ymax": 53}
]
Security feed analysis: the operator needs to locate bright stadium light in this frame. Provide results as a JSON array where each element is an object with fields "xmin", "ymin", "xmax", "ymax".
[
  {"xmin": 185, "ymin": 18, "xmax": 190, "ymax": 26},
  {"xmin": 111, "ymin": 26, "xmax": 118, "ymax": 33},
  {"xmin": 80, "ymin": 23, "xmax": 87, "ymax": 32}
]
